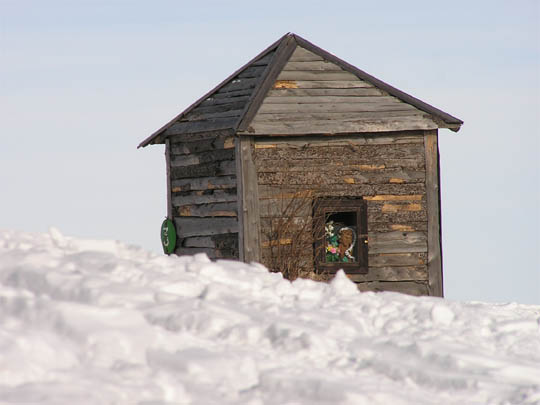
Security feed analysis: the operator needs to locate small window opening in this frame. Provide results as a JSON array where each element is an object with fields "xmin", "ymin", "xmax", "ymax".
[{"xmin": 313, "ymin": 197, "xmax": 368, "ymax": 274}]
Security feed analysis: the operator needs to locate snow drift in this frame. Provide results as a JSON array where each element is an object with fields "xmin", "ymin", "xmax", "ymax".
[{"xmin": 0, "ymin": 228, "xmax": 539, "ymax": 404}]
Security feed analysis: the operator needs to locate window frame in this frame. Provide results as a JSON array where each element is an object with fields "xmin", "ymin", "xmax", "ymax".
[{"xmin": 313, "ymin": 197, "xmax": 368, "ymax": 274}]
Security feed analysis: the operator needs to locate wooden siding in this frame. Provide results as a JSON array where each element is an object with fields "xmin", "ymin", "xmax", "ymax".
[
  {"xmin": 254, "ymin": 131, "xmax": 430, "ymax": 296},
  {"xmin": 163, "ymin": 50, "xmax": 276, "ymax": 136},
  {"xmin": 241, "ymin": 46, "xmax": 438, "ymax": 135},
  {"xmin": 169, "ymin": 130, "xmax": 239, "ymax": 259}
]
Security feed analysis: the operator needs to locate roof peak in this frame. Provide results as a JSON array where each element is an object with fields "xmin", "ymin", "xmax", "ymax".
[{"xmin": 139, "ymin": 33, "xmax": 462, "ymax": 148}]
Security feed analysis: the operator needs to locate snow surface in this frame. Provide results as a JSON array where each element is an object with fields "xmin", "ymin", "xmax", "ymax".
[{"xmin": 0, "ymin": 228, "xmax": 539, "ymax": 405}]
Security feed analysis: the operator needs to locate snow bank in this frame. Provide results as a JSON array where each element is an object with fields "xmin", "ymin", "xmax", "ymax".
[{"xmin": 0, "ymin": 228, "xmax": 539, "ymax": 404}]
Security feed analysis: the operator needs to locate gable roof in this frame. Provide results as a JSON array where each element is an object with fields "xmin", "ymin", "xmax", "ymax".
[{"xmin": 138, "ymin": 33, "xmax": 463, "ymax": 148}]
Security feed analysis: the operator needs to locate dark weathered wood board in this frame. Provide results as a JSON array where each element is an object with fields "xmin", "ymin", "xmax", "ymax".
[
  {"xmin": 424, "ymin": 131, "xmax": 443, "ymax": 297},
  {"xmin": 171, "ymin": 160, "xmax": 236, "ymax": 179},
  {"xmin": 176, "ymin": 201, "xmax": 237, "ymax": 217},
  {"xmin": 171, "ymin": 175, "xmax": 236, "ymax": 192},
  {"xmin": 179, "ymin": 233, "xmax": 239, "ymax": 259},
  {"xmin": 174, "ymin": 217, "xmax": 238, "ymax": 237}
]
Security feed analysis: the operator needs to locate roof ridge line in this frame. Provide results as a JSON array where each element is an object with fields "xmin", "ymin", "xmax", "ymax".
[{"xmin": 235, "ymin": 34, "xmax": 297, "ymax": 133}]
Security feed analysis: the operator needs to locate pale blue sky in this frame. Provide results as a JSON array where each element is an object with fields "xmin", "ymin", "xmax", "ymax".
[{"xmin": 1, "ymin": 0, "xmax": 538, "ymax": 304}]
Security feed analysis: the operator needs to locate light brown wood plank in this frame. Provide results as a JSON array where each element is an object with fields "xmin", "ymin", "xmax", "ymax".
[
  {"xmin": 283, "ymin": 60, "xmax": 344, "ymax": 71},
  {"xmin": 288, "ymin": 46, "xmax": 325, "ymax": 61},
  {"xmin": 253, "ymin": 133, "xmax": 425, "ymax": 148},
  {"xmin": 245, "ymin": 117, "xmax": 437, "ymax": 135},
  {"xmin": 256, "ymin": 102, "xmax": 419, "ymax": 114},
  {"xmin": 253, "ymin": 111, "xmax": 426, "ymax": 123},
  {"xmin": 262, "ymin": 95, "xmax": 395, "ymax": 104},
  {"xmin": 277, "ymin": 71, "xmax": 360, "ymax": 81},
  {"xmin": 238, "ymin": 136, "xmax": 262, "ymax": 262},
  {"xmin": 267, "ymin": 88, "xmax": 383, "ymax": 97},
  {"xmin": 273, "ymin": 80, "xmax": 373, "ymax": 89}
]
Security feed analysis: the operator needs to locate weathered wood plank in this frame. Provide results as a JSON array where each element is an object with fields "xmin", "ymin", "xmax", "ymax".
[
  {"xmin": 167, "ymin": 117, "xmax": 238, "ymax": 134},
  {"xmin": 256, "ymin": 102, "xmax": 419, "ymax": 114},
  {"xmin": 219, "ymin": 77, "xmax": 259, "ymax": 92},
  {"xmin": 288, "ymin": 46, "xmax": 325, "ymax": 62},
  {"xmin": 185, "ymin": 101, "xmax": 248, "ymax": 118},
  {"xmin": 348, "ymin": 266, "xmax": 428, "ymax": 282},
  {"xmin": 257, "ymin": 169, "xmax": 425, "ymax": 186},
  {"xmin": 177, "ymin": 201, "xmax": 237, "ymax": 217},
  {"xmin": 273, "ymin": 80, "xmax": 373, "ymax": 89},
  {"xmin": 174, "ymin": 217, "xmax": 238, "ymax": 237},
  {"xmin": 237, "ymin": 66, "xmax": 267, "ymax": 78},
  {"xmin": 170, "ymin": 149, "xmax": 234, "ymax": 167},
  {"xmin": 254, "ymin": 143, "xmax": 424, "ymax": 161},
  {"xmin": 165, "ymin": 139, "xmax": 173, "ymax": 219},
  {"xmin": 267, "ymin": 88, "xmax": 384, "ymax": 97},
  {"xmin": 369, "ymin": 222, "xmax": 428, "ymax": 233},
  {"xmin": 368, "ymin": 210, "xmax": 428, "ymax": 224},
  {"xmin": 212, "ymin": 233, "xmax": 239, "ymax": 258},
  {"xmin": 283, "ymin": 61, "xmax": 344, "ymax": 71},
  {"xmin": 258, "ymin": 183, "xmax": 426, "ymax": 200},
  {"xmin": 172, "ymin": 189, "xmax": 237, "ymax": 205},
  {"xmin": 425, "ymin": 130, "xmax": 443, "ymax": 297},
  {"xmin": 257, "ymin": 157, "xmax": 424, "ymax": 171},
  {"xmin": 238, "ymin": 137, "xmax": 262, "ymax": 262},
  {"xmin": 235, "ymin": 138, "xmax": 245, "ymax": 261},
  {"xmin": 200, "ymin": 95, "xmax": 250, "ymax": 107},
  {"xmin": 171, "ymin": 160, "xmax": 236, "ymax": 179},
  {"xmin": 355, "ymin": 280, "xmax": 429, "ymax": 296},
  {"xmin": 253, "ymin": 133, "xmax": 425, "ymax": 147},
  {"xmin": 248, "ymin": 115, "xmax": 435, "ymax": 131},
  {"xmin": 252, "ymin": 52, "xmax": 275, "ymax": 66},
  {"xmin": 277, "ymin": 71, "xmax": 359, "ymax": 81},
  {"xmin": 262, "ymin": 95, "xmax": 398, "ymax": 104},
  {"xmin": 170, "ymin": 136, "xmax": 235, "ymax": 155},
  {"xmin": 171, "ymin": 175, "xmax": 236, "ymax": 192},
  {"xmin": 213, "ymin": 88, "xmax": 254, "ymax": 99},
  {"xmin": 368, "ymin": 231, "xmax": 427, "ymax": 254},
  {"xmin": 369, "ymin": 252, "xmax": 427, "ymax": 267},
  {"xmin": 168, "ymin": 129, "xmax": 234, "ymax": 143},
  {"xmin": 182, "ymin": 108, "xmax": 244, "ymax": 122},
  {"xmin": 183, "ymin": 236, "xmax": 216, "ymax": 248}
]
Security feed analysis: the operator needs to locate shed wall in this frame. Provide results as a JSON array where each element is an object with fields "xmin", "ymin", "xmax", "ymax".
[
  {"xmin": 169, "ymin": 130, "xmax": 239, "ymax": 259},
  {"xmin": 253, "ymin": 131, "xmax": 431, "ymax": 296}
]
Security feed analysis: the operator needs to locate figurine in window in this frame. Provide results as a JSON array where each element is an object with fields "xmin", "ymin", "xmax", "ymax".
[{"xmin": 338, "ymin": 227, "xmax": 356, "ymax": 262}]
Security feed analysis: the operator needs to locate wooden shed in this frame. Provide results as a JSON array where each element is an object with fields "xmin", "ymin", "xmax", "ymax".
[{"xmin": 138, "ymin": 33, "xmax": 463, "ymax": 297}]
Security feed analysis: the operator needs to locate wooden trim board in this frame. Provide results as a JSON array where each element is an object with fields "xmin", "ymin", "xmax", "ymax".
[
  {"xmin": 236, "ymin": 136, "xmax": 262, "ymax": 262},
  {"xmin": 424, "ymin": 130, "xmax": 443, "ymax": 296}
]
